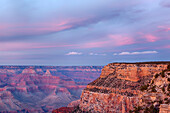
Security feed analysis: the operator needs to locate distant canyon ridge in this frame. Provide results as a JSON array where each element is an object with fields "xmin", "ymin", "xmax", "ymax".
[{"xmin": 0, "ymin": 66, "xmax": 103, "ymax": 112}]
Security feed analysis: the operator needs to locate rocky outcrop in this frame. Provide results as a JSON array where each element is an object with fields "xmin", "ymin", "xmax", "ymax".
[
  {"xmin": 159, "ymin": 104, "xmax": 170, "ymax": 113},
  {"xmin": 52, "ymin": 107, "xmax": 74, "ymax": 113},
  {"xmin": 22, "ymin": 68, "xmax": 37, "ymax": 76},
  {"xmin": 67, "ymin": 99, "xmax": 80, "ymax": 107},
  {"xmin": 43, "ymin": 69, "xmax": 52, "ymax": 76},
  {"xmin": 52, "ymin": 100, "xmax": 80, "ymax": 113},
  {"xmin": 100, "ymin": 62, "xmax": 168, "ymax": 81},
  {"xmin": 79, "ymin": 62, "xmax": 170, "ymax": 113}
]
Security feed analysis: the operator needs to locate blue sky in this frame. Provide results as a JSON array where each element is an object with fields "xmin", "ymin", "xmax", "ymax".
[{"xmin": 0, "ymin": 0, "xmax": 170, "ymax": 66}]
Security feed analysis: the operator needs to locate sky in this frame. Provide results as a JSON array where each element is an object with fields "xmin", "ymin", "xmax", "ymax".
[{"xmin": 0, "ymin": 0, "xmax": 170, "ymax": 66}]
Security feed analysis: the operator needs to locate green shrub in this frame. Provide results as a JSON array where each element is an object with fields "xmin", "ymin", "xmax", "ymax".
[
  {"xmin": 159, "ymin": 100, "xmax": 163, "ymax": 104},
  {"xmin": 140, "ymin": 84, "xmax": 149, "ymax": 91},
  {"xmin": 134, "ymin": 106, "xmax": 142, "ymax": 113},
  {"xmin": 168, "ymin": 78, "xmax": 170, "ymax": 81},
  {"xmin": 162, "ymin": 87, "xmax": 165, "ymax": 92},
  {"xmin": 144, "ymin": 107, "xmax": 150, "ymax": 113},
  {"xmin": 129, "ymin": 110, "xmax": 133, "ymax": 113},
  {"xmin": 164, "ymin": 98, "xmax": 168, "ymax": 100},
  {"xmin": 167, "ymin": 64, "xmax": 170, "ymax": 69},
  {"xmin": 161, "ymin": 71, "xmax": 165, "ymax": 77},
  {"xmin": 155, "ymin": 74, "xmax": 159, "ymax": 78},
  {"xmin": 165, "ymin": 98, "xmax": 170, "ymax": 104},
  {"xmin": 151, "ymin": 86, "xmax": 157, "ymax": 92},
  {"xmin": 149, "ymin": 105, "xmax": 159, "ymax": 113},
  {"xmin": 168, "ymin": 84, "xmax": 170, "ymax": 91},
  {"xmin": 165, "ymin": 101, "xmax": 169, "ymax": 104},
  {"xmin": 144, "ymin": 105, "xmax": 159, "ymax": 113},
  {"xmin": 151, "ymin": 80, "xmax": 154, "ymax": 84}
]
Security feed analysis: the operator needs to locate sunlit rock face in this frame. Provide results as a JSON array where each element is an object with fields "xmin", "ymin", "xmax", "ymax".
[
  {"xmin": 67, "ymin": 99, "xmax": 80, "ymax": 107},
  {"xmin": 159, "ymin": 104, "xmax": 170, "ymax": 113},
  {"xmin": 0, "ymin": 66, "xmax": 103, "ymax": 113},
  {"xmin": 79, "ymin": 62, "xmax": 170, "ymax": 113},
  {"xmin": 100, "ymin": 63, "xmax": 168, "ymax": 81}
]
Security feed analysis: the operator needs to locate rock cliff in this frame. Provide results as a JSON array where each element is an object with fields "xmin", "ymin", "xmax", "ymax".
[{"xmin": 78, "ymin": 62, "xmax": 170, "ymax": 113}]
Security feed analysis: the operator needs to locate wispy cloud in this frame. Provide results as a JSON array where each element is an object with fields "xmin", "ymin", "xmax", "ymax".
[
  {"xmin": 114, "ymin": 51, "xmax": 158, "ymax": 55},
  {"xmin": 144, "ymin": 34, "xmax": 158, "ymax": 42},
  {"xmin": 78, "ymin": 34, "xmax": 135, "ymax": 48},
  {"xmin": 66, "ymin": 52, "xmax": 82, "ymax": 55},
  {"xmin": 0, "ymin": 21, "xmax": 73, "ymax": 39},
  {"xmin": 157, "ymin": 26, "xmax": 170, "ymax": 32},
  {"xmin": 89, "ymin": 53, "xmax": 106, "ymax": 56}
]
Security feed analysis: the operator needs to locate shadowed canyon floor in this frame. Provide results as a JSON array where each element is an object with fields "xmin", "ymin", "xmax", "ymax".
[{"xmin": 0, "ymin": 66, "xmax": 103, "ymax": 113}]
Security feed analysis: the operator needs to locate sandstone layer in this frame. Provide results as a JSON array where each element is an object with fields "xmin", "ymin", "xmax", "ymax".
[{"xmin": 79, "ymin": 62, "xmax": 170, "ymax": 113}]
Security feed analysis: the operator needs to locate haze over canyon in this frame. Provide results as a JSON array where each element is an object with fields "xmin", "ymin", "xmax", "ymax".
[{"xmin": 0, "ymin": 66, "xmax": 103, "ymax": 112}]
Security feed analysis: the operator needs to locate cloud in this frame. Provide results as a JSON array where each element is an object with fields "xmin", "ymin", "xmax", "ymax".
[
  {"xmin": 113, "ymin": 53, "xmax": 118, "ymax": 55},
  {"xmin": 164, "ymin": 45, "xmax": 170, "ymax": 48},
  {"xmin": 109, "ymin": 35, "xmax": 135, "ymax": 46},
  {"xmin": 157, "ymin": 26, "xmax": 170, "ymax": 32},
  {"xmin": 0, "ymin": 21, "xmax": 73, "ymax": 40},
  {"xmin": 89, "ymin": 53, "xmax": 106, "ymax": 56},
  {"xmin": 159, "ymin": 45, "xmax": 170, "ymax": 49},
  {"xmin": 144, "ymin": 34, "xmax": 158, "ymax": 42},
  {"xmin": 78, "ymin": 34, "xmax": 135, "ymax": 49},
  {"xmin": 0, "ymin": 42, "xmax": 74, "ymax": 51},
  {"xmin": 114, "ymin": 51, "xmax": 158, "ymax": 55},
  {"xmin": 160, "ymin": 0, "xmax": 170, "ymax": 8},
  {"xmin": 66, "ymin": 52, "xmax": 82, "ymax": 55}
]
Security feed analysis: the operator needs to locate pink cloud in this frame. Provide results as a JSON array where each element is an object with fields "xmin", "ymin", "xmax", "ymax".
[
  {"xmin": 0, "ymin": 25, "xmax": 8, "ymax": 30},
  {"xmin": 109, "ymin": 35, "xmax": 135, "ymax": 46},
  {"xmin": 79, "ymin": 41, "xmax": 109, "ymax": 48},
  {"xmin": 164, "ymin": 45, "xmax": 170, "ymax": 48},
  {"xmin": 0, "ymin": 42, "xmax": 38, "ymax": 51},
  {"xmin": 30, "ymin": 44, "xmax": 74, "ymax": 49},
  {"xmin": 156, "ymin": 45, "xmax": 170, "ymax": 49},
  {"xmin": 78, "ymin": 34, "xmax": 135, "ymax": 48},
  {"xmin": 157, "ymin": 26, "xmax": 170, "ymax": 32},
  {"xmin": 139, "ymin": 32, "xmax": 168, "ymax": 43},
  {"xmin": 0, "ymin": 16, "xmax": 93, "ymax": 37},
  {"xmin": 144, "ymin": 34, "xmax": 158, "ymax": 42},
  {"xmin": 0, "ymin": 42, "xmax": 74, "ymax": 51},
  {"xmin": 0, "ymin": 20, "xmax": 73, "ymax": 37}
]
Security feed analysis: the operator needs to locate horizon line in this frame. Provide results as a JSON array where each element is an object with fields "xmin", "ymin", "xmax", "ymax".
[{"xmin": 0, "ymin": 60, "xmax": 169, "ymax": 67}]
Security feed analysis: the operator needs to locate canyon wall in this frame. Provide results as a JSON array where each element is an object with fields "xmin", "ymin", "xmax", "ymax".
[
  {"xmin": 0, "ymin": 66, "xmax": 103, "ymax": 113},
  {"xmin": 79, "ymin": 62, "xmax": 170, "ymax": 113}
]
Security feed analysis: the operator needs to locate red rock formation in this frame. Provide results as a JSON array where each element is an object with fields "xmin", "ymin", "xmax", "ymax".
[
  {"xmin": 43, "ymin": 69, "xmax": 52, "ymax": 76},
  {"xmin": 22, "ymin": 68, "xmax": 36, "ymax": 75},
  {"xmin": 159, "ymin": 104, "xmax": 170, "ymax": 113},
  {"xmin": 52, "ymin": 107, "xmax": 74, "ymax": 113},
  {"xmin": 67, "ymin": 99, "xmax": 80, "ymax": 107},
  {"xmin": 79, "ymin": 62, "xmax": 170, "ymax": 113},
  {"xmin": 100, "ymin": 63, "xmax": 168, "ymax": 81},
  {"xmin": 0, "ymin": 66, "xmax": 102, "ymax": 112}
]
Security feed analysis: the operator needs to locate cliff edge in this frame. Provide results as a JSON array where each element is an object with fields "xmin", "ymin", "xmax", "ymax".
[{"xmin": 78, "ymin": 62, "xmax": 170, "ymax": 113}]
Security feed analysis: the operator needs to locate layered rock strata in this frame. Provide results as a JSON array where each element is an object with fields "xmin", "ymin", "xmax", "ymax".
[
  {"xmin": 0, "ymin": 66, "xmax": 102, "ymax": 113},
  {"xmin": 79, "ymin": 62, "xmax": 170, "ymax": 113}
]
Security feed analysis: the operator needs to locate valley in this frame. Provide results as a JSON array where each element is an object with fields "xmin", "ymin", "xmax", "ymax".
[{"xmin": 0, "ymin": 66, "xmax": 103, "ymax": 112}]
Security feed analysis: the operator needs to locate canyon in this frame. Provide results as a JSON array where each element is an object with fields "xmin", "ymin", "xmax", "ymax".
[
  {"xmin": 58, "ymin": 62, "xmax": 170, "ymax": 113},
  {"xmin": 0, "ymin": 66, "xmax": 103, "ymax": 113}
]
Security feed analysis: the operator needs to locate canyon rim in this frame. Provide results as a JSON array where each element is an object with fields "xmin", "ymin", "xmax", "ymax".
[{"xmin": 53, "ymin": 62, "xmax": 170, "ymax": 113}]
